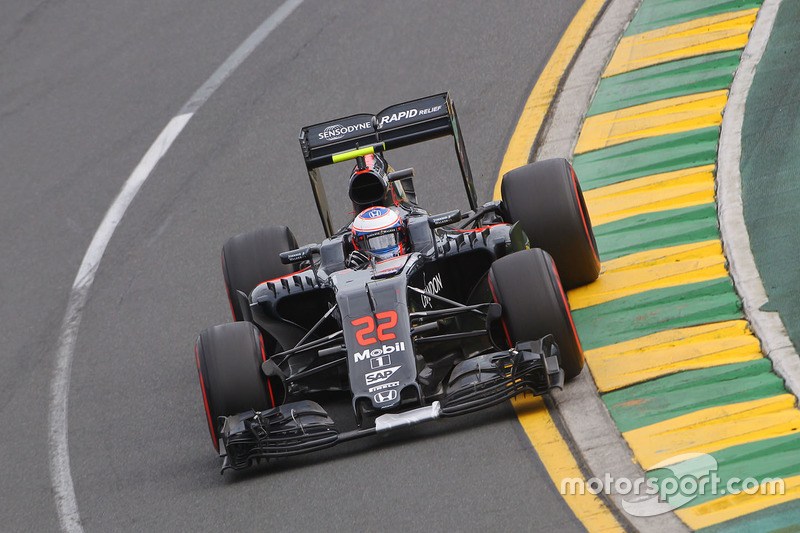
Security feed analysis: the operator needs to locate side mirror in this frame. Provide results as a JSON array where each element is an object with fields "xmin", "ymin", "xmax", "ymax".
[
  {"xmin": 280, "ymin": 244, "xmax": 320, "ymax": 265},
  {"xmin": 428, "ymin": 209, "xmax": 462, "ymax": 228}
]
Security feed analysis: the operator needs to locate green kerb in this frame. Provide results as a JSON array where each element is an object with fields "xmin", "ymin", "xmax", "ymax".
[
  {"xmin": 649, "ymin": 431, "xmax": 800, "ymax": 508},
  {"xmin": 698, "ymin": 499, "xmax": 800, "ymax": 532},
  {"xmin": 573, "ymin": 127, "xmax": 719, "ymax": 191},
  {"xmin": 572, "ymin": 277, "xmax": 742, "ymax": 351},
  {"xmin": 589, "ymin": 51, "xmax": 741, "ymax": 116},
  {"xmin": 603, "ymin": 360, "xmax": 782, "ymax": 432},
  {"xmin": 624, "ymin": 0, "xmax": 764, "ymax": 37},
  {"xmin": 594, "ymin": 203, "xmax": 720, "ymax": 261}
]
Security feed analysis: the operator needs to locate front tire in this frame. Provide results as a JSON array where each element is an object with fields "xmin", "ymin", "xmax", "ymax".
[
  {"xmin": 195, "ymin": 322, "xmax": 277, "ymax": 452},
  {"xmin": 488, "ymin": 248, "xmax": 584, "ymax": 380},
  {"xmin": 221, "ymin": 226, "xmax": 298, "ymax": 322},
  {"xmin": 501, "ymin": 158, "xmax": 600, "ymax": 289}
]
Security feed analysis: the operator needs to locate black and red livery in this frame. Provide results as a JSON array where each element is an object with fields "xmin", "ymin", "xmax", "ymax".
[{"xmin": 194, "ymin": 93, "xmax": 600, "ymax": 471}]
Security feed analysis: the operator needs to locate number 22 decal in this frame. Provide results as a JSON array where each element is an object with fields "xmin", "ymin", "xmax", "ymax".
[{"xmin": 351, "ymin": 311, "xmax": 397, "ymax": 346}]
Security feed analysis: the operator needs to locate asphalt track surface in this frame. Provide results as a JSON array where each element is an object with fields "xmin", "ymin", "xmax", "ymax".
[{"xmin": 0, "ymin": 1, "xmax": 591, "ymax": 531}]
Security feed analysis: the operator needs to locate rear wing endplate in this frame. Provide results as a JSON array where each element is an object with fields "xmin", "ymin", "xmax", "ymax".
[{"xmin": 298, "ymin": 93, "xmax": 476, "ymax": 236}]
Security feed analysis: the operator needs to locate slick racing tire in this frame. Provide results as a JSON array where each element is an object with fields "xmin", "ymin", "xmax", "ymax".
[
  {"xmin": 195, "ymin": 322, "xmax": 278, "ymax": 452},
  {"xmin": 488, "ymin": 248, "xmax": 584, "ymax": 380},
  {"xmin": 501, "ymin": 158, "xmax": 600, "ymax": 289},
  {"xmin": 222, "ymin": 226, "xmax": 298, "ymax": 322}
]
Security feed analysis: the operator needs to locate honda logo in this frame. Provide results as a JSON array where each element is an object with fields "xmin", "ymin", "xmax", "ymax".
[{"xmin": 374, "ymin": 390, "xmax": 398, "ymax": 404}]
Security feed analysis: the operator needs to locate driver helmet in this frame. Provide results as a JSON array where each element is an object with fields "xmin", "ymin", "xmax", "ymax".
[{"xmin": 351, "ymin": 206, "xmax": 406, "ymax": 260}]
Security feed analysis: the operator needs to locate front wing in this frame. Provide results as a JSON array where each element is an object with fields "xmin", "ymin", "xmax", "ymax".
[{"xmin": 218, "ymin": 337, "xmax": 563, "ymax": 472}]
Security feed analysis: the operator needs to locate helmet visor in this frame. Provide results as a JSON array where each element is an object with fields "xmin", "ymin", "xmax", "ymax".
[{"xmin": 365, "ymin": 231, "xmax": 400, "ymax": 252}]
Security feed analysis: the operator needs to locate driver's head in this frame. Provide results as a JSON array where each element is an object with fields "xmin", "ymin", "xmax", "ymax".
[{"xmin": 351, "ymin": 206, "xmax": 406, "ymax": 260}]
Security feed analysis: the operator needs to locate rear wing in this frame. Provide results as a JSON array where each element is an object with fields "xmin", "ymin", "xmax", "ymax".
[{"xmin": 298, "ymin": 93, "xmax": 476, "ymax": 236}]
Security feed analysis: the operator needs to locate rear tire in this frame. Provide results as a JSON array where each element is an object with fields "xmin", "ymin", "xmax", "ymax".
[
  {"xmin": 195, "ymin": 322, "xmax": 277, "ymax": 452},
  {"xmin": 488, "ymin": 248, "xmax": 584, "ymax": 380},
  {"xmin": 221, "ymin": 226, "xmax": 298, "ymax": 321},
  {"xmin": 501, "ymin": 158, "xmax": 600, "ymax": 289}
]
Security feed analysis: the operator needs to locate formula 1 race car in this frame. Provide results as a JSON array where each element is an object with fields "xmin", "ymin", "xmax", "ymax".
[{"xmin": 194, "ymin": 93, "xmax": 600, "ymax": 471}]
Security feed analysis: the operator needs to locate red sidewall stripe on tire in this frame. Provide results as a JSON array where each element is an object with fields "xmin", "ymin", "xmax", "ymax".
[
  {"xmin": 570, "ymin": 165, "xmax": 600, "ymax": 268},
  {"xmin": 195, "ymin": 342, "xmax": 219, "ymax": 452},
  {"xmin": 259, "ymin": 333, "xmax": 276, "ymax": 408},
  {"xmin": 487, "ymin": 276, "xmax": 513, "ymax": 348},
  {"xmin": 550, "ymin": 259, "xmax": 583, "ymax": 353}
]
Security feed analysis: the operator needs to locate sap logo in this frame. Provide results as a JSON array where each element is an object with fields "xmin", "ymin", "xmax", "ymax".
[
  {"xmin": 365, "ymin": 366, "xmax": 401, "ymax": 386},
  {"xmin": 374, "ymin": 390, "xmax": 398, "ymax": 404},
  {"xmin": 354, "ymin": 341, "xmax": 406, "ymax": 362},
  {"xmin": 420, "ymin": 273, "xmax": 443, "ymax": 308}
]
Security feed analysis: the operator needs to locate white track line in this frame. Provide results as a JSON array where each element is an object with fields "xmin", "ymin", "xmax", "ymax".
[{"xmin": 47, "ymin": 1, "xmax": 303, "ymax": 531}]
